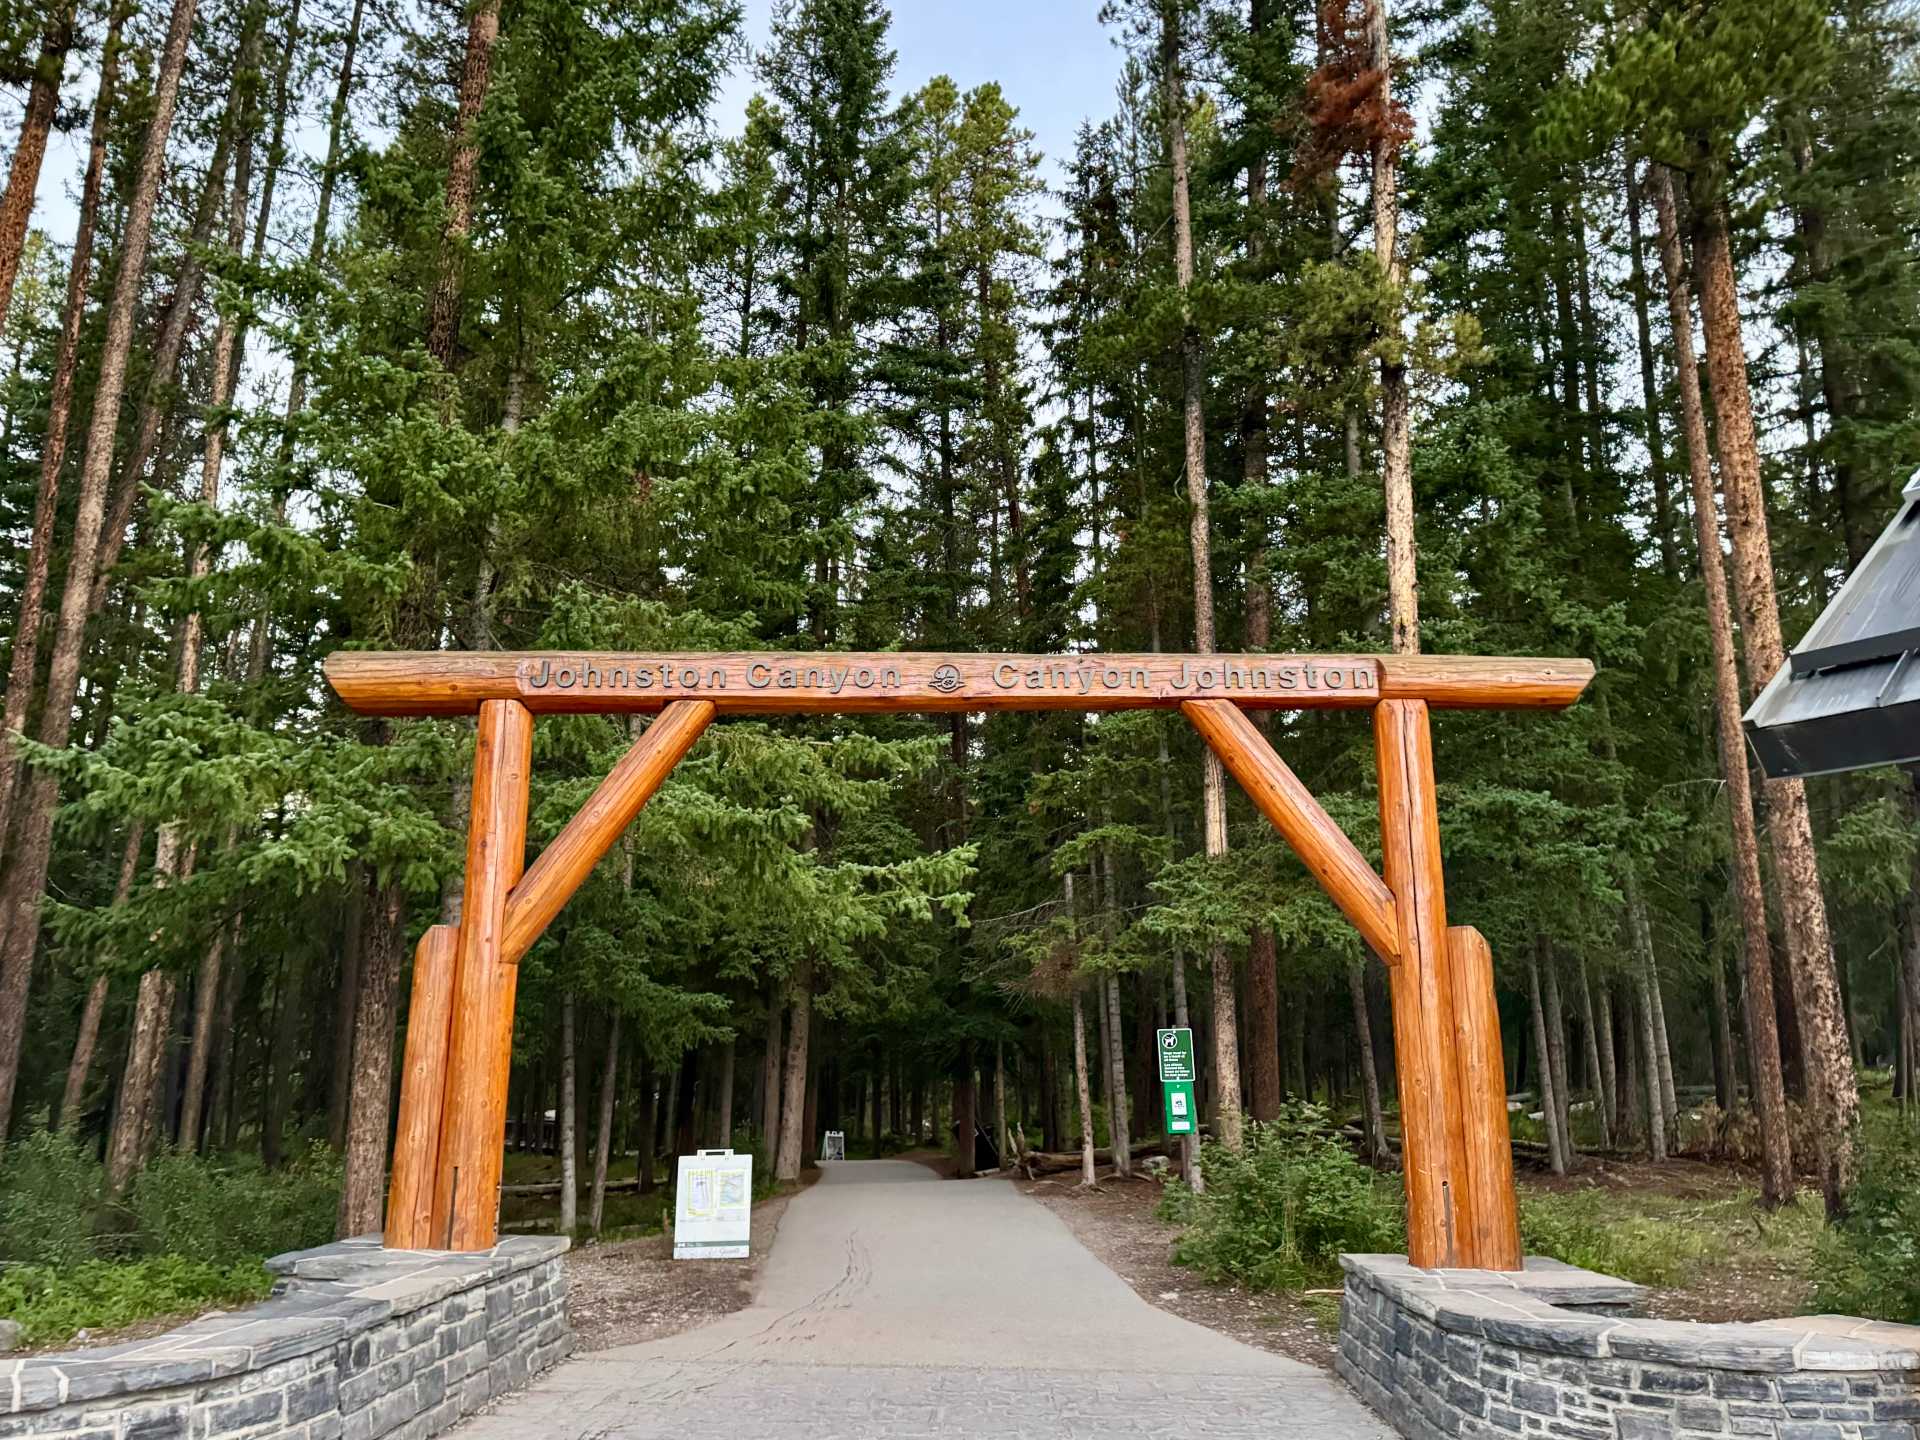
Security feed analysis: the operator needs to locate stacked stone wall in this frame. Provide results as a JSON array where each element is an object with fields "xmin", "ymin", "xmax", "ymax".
[
  {"xmin": 0, "ymin": 1235, "xmax": 568, "ymax": 1440},
  {"xmin": 1339, "ymin": 1253, "xmax": 1920, "ymax": 1440}
]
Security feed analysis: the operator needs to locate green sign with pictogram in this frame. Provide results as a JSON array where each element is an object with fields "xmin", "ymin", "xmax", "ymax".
[
  {"xmin": 1156, "ymin": 1027, "xmax": 1195, "ymax": 1084},
  {"xmin": 1163, "ymin": 1080, "xmax": 1196, "ymax": 1136}
]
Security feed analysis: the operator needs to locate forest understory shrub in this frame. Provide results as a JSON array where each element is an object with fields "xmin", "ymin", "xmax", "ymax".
[
  {"xmin": 1161, "ymin": 1104, "xmax": 1405, "ymax": 1291},
  {"xmin": 0, "ymin": 1132, "xmax": 340, "ymax": 1345},
  {"xmin": 1812, "ymin": 1117, "xmax": 1920, "ymax": 1323}
]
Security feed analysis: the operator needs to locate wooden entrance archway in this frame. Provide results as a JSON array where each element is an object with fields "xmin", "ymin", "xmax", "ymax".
[{"xmin": 325, "ymin": 649, "xmax": 1594, "ymax": 1269}]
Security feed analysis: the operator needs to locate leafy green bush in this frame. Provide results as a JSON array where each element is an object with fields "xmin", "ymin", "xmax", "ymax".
[
  {"xmin": 129, "ymin": 1143, "xmax": 341, "ymax": 1262},
  {"xmin": 1165, "ymin": 1104, "xmax": 1405, "ymax": 1291},
  {"xmin": 1813, "ymin": 1119, "xmax": 1920, "ymax": 1323},
  {"xmin": 0, "ymin": 1256, "xmax": 272, "ymax": 1347},
  {"xmin": 0, "ymin": 1130, "xmax": 106, "ymax": 1266}
]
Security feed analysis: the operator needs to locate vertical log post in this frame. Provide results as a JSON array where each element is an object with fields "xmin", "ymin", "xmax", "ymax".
[
  {"xmin": 429, "ymin": 698, "xmax": 534, "ymax": 1251},
  {"xmin": 1447, "ymin": 924, "xmax": 1523, "ymax": 1269},
  {"xmin": 1374, "ymin": 698, "xmax": 1472, "ymax": 1268},
  {"xmin": 385, "ymin": 923, "xmax": 459, "ymax": 1248}
]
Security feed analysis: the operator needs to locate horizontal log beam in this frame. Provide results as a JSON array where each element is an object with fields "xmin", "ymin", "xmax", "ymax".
[
  {"xmin": 500, "ymin": 701, "xmax": 714, "ymax": 964},
  {"xmin": 1182, "ymin": 699, "xmax": 1402, "ymax": 964},
  {"xmin": 324, "ymin": 651, "xmax": 1594, "ymax": 717}
]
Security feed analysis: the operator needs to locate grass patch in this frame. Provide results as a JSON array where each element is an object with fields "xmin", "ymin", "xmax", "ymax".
[
  {"xmin": 1518, "ymin": 1183, "xmax": 1822, "ymax": 1287},
  {"xmin": 0, "ymin": 1256, "xmax": 272, "ymax": 1348}
]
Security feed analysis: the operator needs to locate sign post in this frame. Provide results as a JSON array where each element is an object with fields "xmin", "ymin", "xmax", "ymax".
[
  {"xmin": 672, "ymin": 1149, "xmax": 752, "ymax": 1261},
  {"xmin": 1156, "ymin": 1027, "xmax": 1197, "ymax": 1138}
]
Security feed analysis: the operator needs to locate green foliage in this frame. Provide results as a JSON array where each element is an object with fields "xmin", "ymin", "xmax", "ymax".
[
  {"xmin": 1163, "ymin": 1106, "xmax": 1405, "ymax": 1291},
  {"xmin": 0, "ymin": 1131, "xmax": 106, "ymax": 1268},
  {"xmin": 1518, "ymin": 1191, "xmax": 1712, "ymax": 1286},
  {"xmin": 128, "ymin": 1145, "xmax": 342, "ymax": 1264},
  {"xmin": 1813, "ymin": 1120, "xmax": 1920, "ymax": 1322},
  {"xmin": 0, "ymin": 1257, "xmax": 273, "ymax": 1348}
]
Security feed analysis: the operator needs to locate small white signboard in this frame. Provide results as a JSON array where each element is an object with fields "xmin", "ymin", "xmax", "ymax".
[
  {"xmin": 672, "ymin": 1149, "xmax": 753, "ymax": 1261},
  {"xmin": 821, "ymin": 1130, "xmax": 846, "ymax": 1162}
]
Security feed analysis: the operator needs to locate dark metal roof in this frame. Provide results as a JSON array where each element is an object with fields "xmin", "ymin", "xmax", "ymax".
[{"xmin": 1745, "ymin": 475, "xmax": 1920, "ymax": 780}]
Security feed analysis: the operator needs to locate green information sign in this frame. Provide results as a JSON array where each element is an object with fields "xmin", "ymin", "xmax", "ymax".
[
  {"xmin": 1155, "ymin": 1027, "xmax": 1195, "ymax": 1084},
  {"xmin": 1163, "ymin": 1080, "xmax": 1196, "ymax": 1136}
]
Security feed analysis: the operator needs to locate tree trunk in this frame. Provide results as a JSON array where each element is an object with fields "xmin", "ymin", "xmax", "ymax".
[
  {"xmin": 1161, "ymin": 0, "xmax": 1242, "ymax": 1151},
  {"xmin": 425, "ymin": 0, "xmax": 503, "ymax": 370},
  {"xmin": 953, "ymin": 1050, "xmax": 977, "ymax": 1179},
  {"xmin": 1649, "ymin": 165, "xmax": 1793, "ymax": 1205},
  {"xmin": 775, "ymin": 959, "xmax": 813, "ymax": 1182},
  {"xmin": 762, "ymin": 997, "xmax": 784, "ymax": 1150},
  {"xmin": 0, "ymin": 0, "xmax": 130, "ymax": 869},
  {"xmin": 327, "ymin": 871, "xmax": 365, "ymax": 1151},
  {"xmin": 589, "ymin": 1011, "xmax": 620, "ymax": 1235},
  {"xmin": 1105, "ymin": 974, "xmax": 1132, "ymax": 1176},
  {"xmin": 1540, "ymin": 941, "xmax": 1574, "ymax": 1159},
  {"xmin": 336, "ymin": 879, "xmax": 404, "ymax": 1238},
  {"xmin": 1633, "ymin": 955, "xmax": 1667, "ymax": 1162},
  {"xmin": 0, "ymin": 0, "xmax": 78, "ymax": 342},
  {"xmin": 1576, "ymin": 956, "xmax": 1612, "ymax": 1148},
  {"xmin": 559, "ymin": 992, "xmax": 578, "ymax": 1234},
  {"xmin": 1369, "ymin": 0, "xmax": 1417, "ymax": 653},
  {"xmin": 177, "ymin": 926, "xmax": 229, "ymax": 1153},
  {"xmin": 714, "ymin": 1038, "xmax": 735, "ymax": 1147},
  {"xmin": 57, "ymin": 823, "xmax": 143, "ymax": 1134},
  {"xmin": 1072, "ymin": 987, "xmax": 1097, "ymax": 1187},
  {"xmin": 1527, "ymin": 947, "xmax": 1566, "ymax": 1175},
  {"xmin": 1624, "ymin": 164, "xmax": 1676, "ymax": 577},
  {"xmin": 636, "ymin": 1058, "xmax": 656, "ymax": 1193},
  {"xmin": 105, "ymin": 971, "xmax": 176, "ymax": 1193},
  {"xmin": 1691, "ymin": 186, "xmax": 1857, "ymax": 1209},
  {"xmin": 1348, "ymin": 963, "xmax": 1388, "ymax": 1160},
  {"xmin": 0, "ymin": 0, "xmax": 202, "ymax": 1145},
  {"xmin": 263, "ymin": 947, "xmax": 305, "ymax": 1166}
]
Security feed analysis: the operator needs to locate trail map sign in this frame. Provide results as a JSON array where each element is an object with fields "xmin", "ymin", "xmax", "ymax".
[
  {"xmin": 332, "ymin": 647, "xmax": 1595, "ymax": 1272},
  {"xmin": 822, "ymin": 1131, "xmax": 846, "ymax": 1162},
  {"xmin": 673, "ymin": 1149, "xmax": 752, "ymax": 1261}
]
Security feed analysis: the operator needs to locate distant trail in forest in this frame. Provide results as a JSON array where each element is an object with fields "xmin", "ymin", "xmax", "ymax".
[{"xmin": 454, "ymin": 1158, "xmax": 1388, "ymax": 1438}]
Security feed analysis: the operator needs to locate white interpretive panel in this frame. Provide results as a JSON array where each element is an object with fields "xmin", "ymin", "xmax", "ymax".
[{"xmin": 672, "ymin": 1149, "xmax": 753, "ymax": 1260}]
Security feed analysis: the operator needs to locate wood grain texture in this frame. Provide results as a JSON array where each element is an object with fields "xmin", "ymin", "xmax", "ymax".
[
  {"xmin": 384, "ymin": 923, "xmax": 458, "ymax": 1249},
  {"xmin": 323, "ymin": 650, "xmax": 1593, "ymax": 717},
  {"xmin": 1447, "ymin": 924, "xmax": 1524, "ymax": 1270},
  {"xmin": 1374, "ymin": 698, "xmax": 1472, "ymax": 1270},
  {"xmin": 427, "ymin": 699, "xmax": 533, "ymax": 1252},
  {"xmin": 501, "ymin": 700, "xmax": 714, "ymax": 965},
  {"xmin": 1182, "ymin": 699, "xmax": 1401, "ymax": 963}
]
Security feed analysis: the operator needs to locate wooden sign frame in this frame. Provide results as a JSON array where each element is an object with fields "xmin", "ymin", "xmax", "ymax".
[{"xmin": 327, "ymin": 649, "xmax": 1596, "ymax": 1270}]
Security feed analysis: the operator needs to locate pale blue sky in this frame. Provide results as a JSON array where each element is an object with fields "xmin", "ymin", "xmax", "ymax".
[{"xmin": 715, "ymin": 1, "xmax": 1124, "ymax": 191}]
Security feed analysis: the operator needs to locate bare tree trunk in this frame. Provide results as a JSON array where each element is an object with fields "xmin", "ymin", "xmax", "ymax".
[
  {"xmin": 1105, "ymin": 974, "xmax": 1132, "ymax": 1176},
  {"xmin": 1160, "ymin": 0, "xmax": 1241, "ymax": 1152},
  {"xmin": 58, "ymin": 824, "xmax": 144, "ymax": 1133},
  {"xmin": 1692, "ymin": 184, "xmax": 1856, "ymax": 1208},
  {"xmin": 713, "ymin": 1038, "xmax": 735, "ymax": 1147},
  {"xmin": 589, "ymin": 1011, "xmax": 620, "ymax": 1235},
  {"xmin": 0, "ymin": 0, "xmax": 130, "ymax": 866},
  {"xmin": 336, "ymin": 879, "xmax": 403, "ymax": 1238},
  {"xmin": 558, "ymin": 992, "xmax": 578, "ymax": 1234},
  {"xmin": 1649, "ymin": 165, "xmax": 1792, "ymax": 1205},
  {"xmin": 1527, "ymin": 946, "xmax": 1566, "ymax": 1174},
  {"xmin": 106, "ymin": 969, "xmax": 178, "ymax": 1193},
  {"xmin": 994, "ymin": 1042, "xmax": 1009, "ymax": 1169},
  {"xmin": 1633, "ymin": 956, "xmax": 1667, "ymax": 1162},
  {"xmin": 425, "ymin": 0, "xmax": 502, "ymax": 370},
  {"xmin": 0, "ymin": 0, "xmax": 201, "ymax": 1145},
  {"xmin": 1541, "ymin": 943, "xmax": 1574, "ymax": 1159},
  {"xmin": 1368, "ymin": 0, "xmax": 1417, "ymax": 653},
  {"xmin": 1576, "ymin": 956, "xmax": 1612, "ymax": 1149},
  {"xmin": 1624, "ymin": 164, "xmax": 1676, "ymax": 577},
  {"xmin": 762, "ymin": 994, "xmax": 784, "ymax": 1147},
  {"xmin": 1348, "ymin": 964, "xmax": 1387, "ymax": 1160},
  {"xmin": 1594, "ymin": 971, "xmax": 1618, "ymax": 1135},
  {"xmin": 1632, "ymin": 880, "xmax": 1678, "ymax": 1122},
  {"xmin": 635, "ymin": 1059, "xmax": 656, "ymax": 1192},
  {"xmin": 177, "ymin": 925, "xmax": 229, "ymax": 1152},
  {"xmin": 327, "ymin": 871, "xmax": 365, "ymax": 1151},
  {"xmin": 0, "ymin": 0, "xmax": 78, "ymax": 340},
  {"xmin": 775, "ymin": 959, "xmax": 813, "ymax": 1183},
  {"xmin": 1072, "ymin": 987, "xmax": 1097, "ymax": 1187}
]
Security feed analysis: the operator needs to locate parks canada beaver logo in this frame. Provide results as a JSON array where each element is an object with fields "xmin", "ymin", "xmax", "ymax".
[{"xmin": 928, "ymin": 664, "xmax": 963, "ymax": 694}]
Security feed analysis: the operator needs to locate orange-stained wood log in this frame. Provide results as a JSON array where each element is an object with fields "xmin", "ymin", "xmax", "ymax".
[
  {"xmin": 1182, "ymin": 699, "xmax": 1401, "ymax": 964},
  {"xmin": 323, "ymin": 650, "xmax": 1594, "ymax": 717},
  {"xmin": 1374, "ymin": 698, "xmax": 1473, "ymax": 1270},
  {"xmin": 501, "ymin": 700, "xmax": 715, "ymax": 965},
  {"xmin": 1447, "ymin": 924, "xmax": 1524, "ymax": 1270},
  {"xmin": 427, "ymin": 699, "xmax": 534, "ymax": 1252},
  {"xmin": 384, "ymin": 924, "xmax": 459, "ymax": 1249}
]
